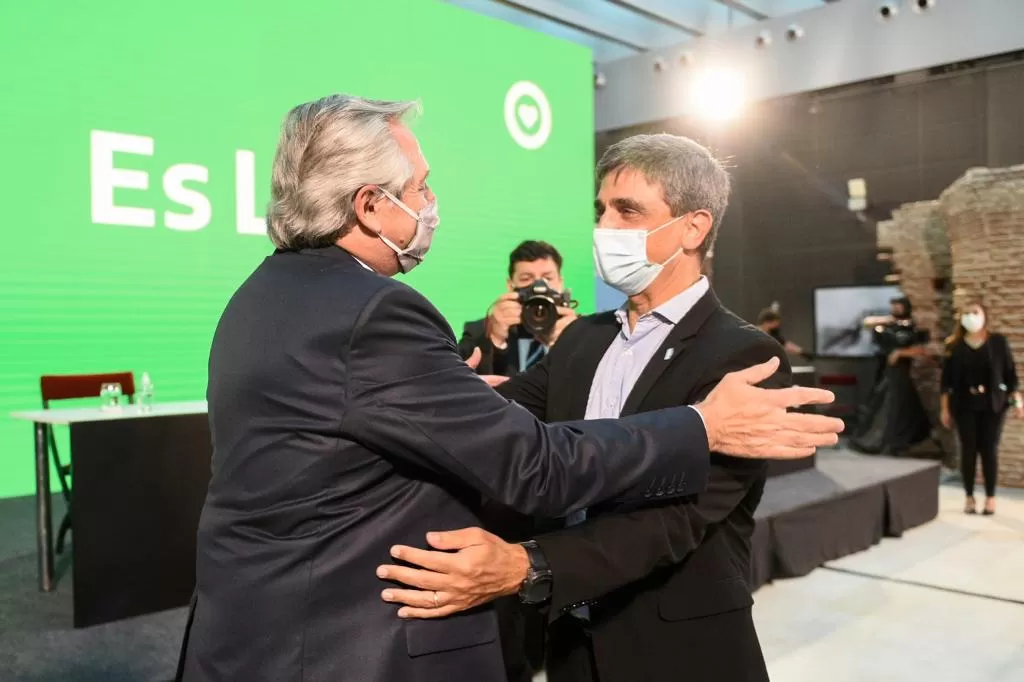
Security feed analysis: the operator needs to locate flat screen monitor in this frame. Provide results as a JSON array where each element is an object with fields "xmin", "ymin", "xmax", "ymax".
[{"xmin": 813, "ymin": 285, "xmax": 904, "ymax": 358}]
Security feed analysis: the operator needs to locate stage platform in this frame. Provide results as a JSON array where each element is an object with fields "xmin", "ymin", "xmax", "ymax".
[{"xmin": 751, "ymin": 448, "xmax": 941, "ymax": 589}]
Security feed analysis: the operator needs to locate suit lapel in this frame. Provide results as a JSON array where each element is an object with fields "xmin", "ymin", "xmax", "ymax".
[
  {"xmin": 620, "ymin": 289, "xmax": 722, "ymax": 416},
  {"xmin": 565, "ymin": 312, "xmax": 621, "ymax": 420}
]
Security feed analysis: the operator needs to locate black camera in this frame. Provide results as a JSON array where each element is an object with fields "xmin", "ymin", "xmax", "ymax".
[
  {"xmin": 515, "ymin": 280, "xmax": 577, "ymax": 337},
  {"xmin": 874, "ymin": 319, "xmax": 929, "ymax": 354}
]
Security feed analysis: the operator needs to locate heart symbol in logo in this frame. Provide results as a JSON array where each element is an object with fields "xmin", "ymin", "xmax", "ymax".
[
  {"xmin": 504, "ymin": 82, "xmax": 551, "ymax": 150},
  {"xmin": 517, "ymin": 103, "xmax": 540, "ymax": 130}
]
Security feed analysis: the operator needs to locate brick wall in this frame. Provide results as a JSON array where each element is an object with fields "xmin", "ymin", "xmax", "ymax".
[
  {"xmin": 877, "ymin": 201, "xmax": 955, "ymax": 463},
  {"xmin": 940, "ymin": 166, "xmax": 1024, "ymax": 488}
]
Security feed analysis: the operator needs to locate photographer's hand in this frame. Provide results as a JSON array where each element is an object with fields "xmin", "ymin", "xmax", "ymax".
[
  {"xmin": 541, "ymin": 306, "xmax": 578, "ymax": 348},
  {"xmin": 486, "ymin": 293, "xmax": 521, "ymax": 348}
]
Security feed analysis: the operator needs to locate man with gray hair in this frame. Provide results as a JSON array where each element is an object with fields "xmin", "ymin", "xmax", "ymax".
[
  {"xmin": 177, "ymin": 97, "xmax": 841, "ymax": 682},
  {"xmin": 383, "ymin": 134, "xmax": 783, "ymax": 682}
]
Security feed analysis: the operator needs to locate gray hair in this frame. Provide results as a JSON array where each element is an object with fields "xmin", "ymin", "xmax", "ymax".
[
  {"xmin": 596, "ymin": 134, "xmax": 730, "ymax": 258},
  {"xmin": 267, "ymin": 94, "xmax": 420, "ymax": 250}
]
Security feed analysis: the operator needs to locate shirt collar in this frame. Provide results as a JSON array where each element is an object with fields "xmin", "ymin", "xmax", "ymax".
[
  {"xmin": 349, "ymin": 253, "xmax": 375, "ymax": 272},
  {"xmin": 614, "ymin": 276, "xmax": 710, "ymax": 329}
]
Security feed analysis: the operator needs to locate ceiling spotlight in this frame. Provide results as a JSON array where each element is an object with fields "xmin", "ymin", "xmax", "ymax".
[
  {"xmin": 687, "ymin": 67, "xmax": 746, "ymax": 122},
  {"xmin": 594, "ymin": 72, "xmax": 607, "ymax": 89},
  {"xmin": 878, "ymin": 3, "xmax": 899, "ymax": 20},
  {"xmin": 786, "ymin": 25, "xmax": 805, "ymax": 41},
  {"xmin": 754, "ymin": 30, "xmax": 772, "ymax": 48},
  {"xmin": 678, "ymin": 51, "xmax": 695, "ymax": 67},
  {"xmin": 913, "ymin": 0, "xmax": 936, "ymax": 11},
  {"xmin": 653, "ymin": 57, "xmax": 667, "ymax": 73}
]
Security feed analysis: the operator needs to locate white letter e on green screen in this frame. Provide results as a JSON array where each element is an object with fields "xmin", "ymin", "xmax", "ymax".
[{"xmin": 90, "ymin": 130, "xmax": 156, "ymax": 227}]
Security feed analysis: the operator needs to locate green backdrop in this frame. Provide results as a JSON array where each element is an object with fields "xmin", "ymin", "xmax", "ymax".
[{"xmin": 0, "ymin": 0, "xmax": 594, "ymax": 499}]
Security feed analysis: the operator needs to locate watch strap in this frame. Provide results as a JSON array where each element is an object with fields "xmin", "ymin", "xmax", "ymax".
[{"xmin": 518, "ymin": 540, "xmax": 553, "ymax": 605}]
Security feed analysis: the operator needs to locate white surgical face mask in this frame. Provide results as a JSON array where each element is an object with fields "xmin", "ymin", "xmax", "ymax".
[
  {"xmin": 961, "ymin": 312, "xmax": 986, "ymax": 334},
  {"xmin": 377, "ymin": 189, "xmax": 440, "ymax": 274},
  {"xmin": 593, "ymin": 216, "xmax": 684, "ymax": 296}
]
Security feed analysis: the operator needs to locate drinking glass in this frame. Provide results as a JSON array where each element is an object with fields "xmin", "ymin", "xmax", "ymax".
[{"xmin": 99, "ymin": 382, "xmax": 123, "ymax": 410}]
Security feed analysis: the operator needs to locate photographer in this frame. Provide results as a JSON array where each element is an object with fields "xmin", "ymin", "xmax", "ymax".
[
  {"xmin": 459, "ymin": 240, "xmax": 578, "ymax": 377},
  {"xmin": 850, "ymin": 296, "xmax": 933, "ymax": 455}
]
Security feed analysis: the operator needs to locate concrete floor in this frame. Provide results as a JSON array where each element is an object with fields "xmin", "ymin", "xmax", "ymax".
[
  {"xmin": 756, "ymin": 481, "xmax": 1024, "ymax": 682},
  {"xmin": 538, "ymin": 481, "xmax": 1024, "ymax": 682}
]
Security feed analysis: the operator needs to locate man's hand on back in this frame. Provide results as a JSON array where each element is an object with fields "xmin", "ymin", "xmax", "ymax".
[
  {"xmin": 696, "ymin": 356, "xmax": 843, "ymax": 459},
  {"xmin": 377, "ymin": 528, "xmax": 527, "ymax": 619}
]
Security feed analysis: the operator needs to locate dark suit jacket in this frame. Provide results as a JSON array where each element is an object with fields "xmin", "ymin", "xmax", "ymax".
[
  {"xmin": 458, "ymin": 317, "xmax": 538, "ymax": 377},
  {"xmin": 942, "ymin": 333, "xmax": 1019, "ymax": 414},
  {"xmin": 496, "ymin": 288, "xmax": 785, "ymax": 682},
  {"xmin": 177, "ymin": 246, "xmax": 712, "ymax": 682}
]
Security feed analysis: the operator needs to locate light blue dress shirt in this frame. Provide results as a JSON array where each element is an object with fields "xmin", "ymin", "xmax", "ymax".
[
  {"xmin": 568, "ymin": 276, "xmax": 710, "ymax": 618},
  {"xmin": 584, "ymin": 277, "xmax": 710, "ymax": 423}
]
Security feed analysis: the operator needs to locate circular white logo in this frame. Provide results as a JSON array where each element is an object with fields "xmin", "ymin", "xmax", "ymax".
[{"xmin": 504, "ymin": 81, "xmax": 552, "ymax": 150}]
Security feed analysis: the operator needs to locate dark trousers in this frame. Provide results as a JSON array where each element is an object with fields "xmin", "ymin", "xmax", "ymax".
[
  {"xmin": 545, "ymin": 618, "xmax": 599, "ymax": 682},
  {"xmin": 955, "ymin": 408, "xmax": 1005, "ymax": 497},
  {"xmin": 495, "ymin": 596, "xmax": 547, "ymax": 682}
]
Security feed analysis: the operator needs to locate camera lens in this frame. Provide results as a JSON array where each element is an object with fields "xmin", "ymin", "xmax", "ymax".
[{"xmin": 521, "ymin": 299, "xmax": 556, "ymax": 337}]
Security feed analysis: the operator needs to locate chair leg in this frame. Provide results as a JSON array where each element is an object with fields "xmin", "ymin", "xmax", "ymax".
[
  {"xmin": 56, "ymin": 513, "xmax": 72, "ymax": 555},
  {"xmin": 47, "ymin": 427, "xmax": 72, "ymax": 502}
]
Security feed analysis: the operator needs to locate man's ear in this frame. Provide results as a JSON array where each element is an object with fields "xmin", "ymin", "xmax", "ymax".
[
  {"xmin": 353, "ymin": 185, "xmax": 384, "ymax": 233},
  {"xmin": 681, "ymin": 210, "xmax": 713, "ymax": 254}
]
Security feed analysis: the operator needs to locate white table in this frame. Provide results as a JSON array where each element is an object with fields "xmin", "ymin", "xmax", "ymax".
[
  {"xmin": 10, "ymin": 401, "xmax": 208, "ymax": 593},
  {"xmin": 11, "ymin": 400, "xmax": 208, "ymax": 425}
]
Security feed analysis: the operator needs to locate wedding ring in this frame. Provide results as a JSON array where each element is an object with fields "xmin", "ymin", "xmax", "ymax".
[{"xmin": 432, "ymin": 591, "xmax": 440, "ymax": 608}]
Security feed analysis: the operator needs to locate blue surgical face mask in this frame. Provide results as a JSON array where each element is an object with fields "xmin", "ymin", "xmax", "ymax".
[
  {"xmin": 592, "ymin": 216, "xmax": 684, "ymax": 296},
  {"xmin": 377, "ymin": 189, "xmax": 440, "ymax": 274}
]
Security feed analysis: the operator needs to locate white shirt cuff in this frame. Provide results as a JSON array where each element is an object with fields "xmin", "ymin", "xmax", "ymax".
[{"xmin": 689, "ymin": 404, "xmax": 707, "ymax": 435}]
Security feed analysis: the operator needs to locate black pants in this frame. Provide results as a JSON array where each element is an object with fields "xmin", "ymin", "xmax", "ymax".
[
  {"xmin": 494, "ymin": 596, "xmax": 545, "ymax": 682},
  {"xmin": 955, "ymin": 408, "xmax": 1005, "ymax": 497},
  {"xmin": 545, "ymin": 617, "xmax": 599, "ymax": 682}
]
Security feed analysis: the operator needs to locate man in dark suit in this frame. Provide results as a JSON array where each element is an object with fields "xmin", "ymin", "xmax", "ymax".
[
  {"xmin": 459, "ymin": 240, "xmax": 578, "ymax": 377},
  {"xmin": 380, "ymin": 134, "xmax": 782, "ymax": 681},
  {"xmin": 179, "ymin": 97, "xmax": 843, "ymax": 682}
]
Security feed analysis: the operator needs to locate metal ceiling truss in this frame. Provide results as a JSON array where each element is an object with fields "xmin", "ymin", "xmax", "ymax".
[{"xmin": 449, "ymin": 0, "xmax": 833, "ymax": 62}]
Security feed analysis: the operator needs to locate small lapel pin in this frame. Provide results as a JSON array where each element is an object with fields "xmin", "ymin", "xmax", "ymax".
[{"xmin": 664, "ymin": 348, "xmax": 675, "ymax": 361}]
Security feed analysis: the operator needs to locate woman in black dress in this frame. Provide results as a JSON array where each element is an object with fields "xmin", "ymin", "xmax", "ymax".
[
  {"xmin": 850, "ymin": 297, "xmax": 933, "ymax": 455},
  {"xmin": 941, "ymin": 301, "xmax": 1023, "ymax": 515}
]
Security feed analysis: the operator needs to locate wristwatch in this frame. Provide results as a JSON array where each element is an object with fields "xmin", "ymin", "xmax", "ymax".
[{"xmin": 518, "ymin": 540, "xmax": 553, "ymax": 605}]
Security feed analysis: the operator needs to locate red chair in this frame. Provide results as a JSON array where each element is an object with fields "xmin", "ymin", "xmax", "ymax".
[
  {"xmin": 40, "ymin": 372, "xmax": 136, "ymax": 555},
  {"xmin": 818, "ymin": 373, "xmax": 860, "ymax": 435}
]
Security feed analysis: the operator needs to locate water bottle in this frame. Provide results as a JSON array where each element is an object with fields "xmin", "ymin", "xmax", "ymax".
[{"xmin": 138, "ymin": 372, "xmax": 154, "ymax": 412}]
